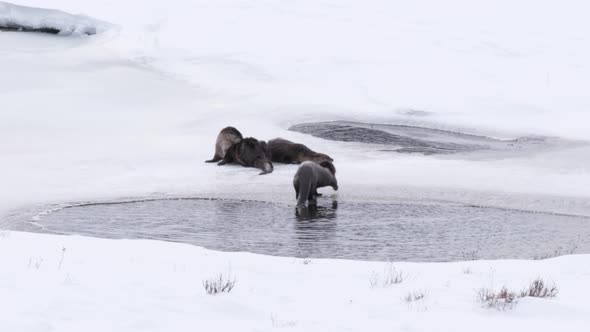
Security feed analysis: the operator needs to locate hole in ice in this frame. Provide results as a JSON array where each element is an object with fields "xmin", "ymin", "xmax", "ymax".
[
  {"xmin": 289, "ymin": 121, "xmax": 569, "ymax": 155},
  {"xmin": 7, "ymin": 197, "xmax": 590, "ymax": 262},
  {"xmin": 0, "ymin": 26, "xmax": 60, "ymax": 34}
]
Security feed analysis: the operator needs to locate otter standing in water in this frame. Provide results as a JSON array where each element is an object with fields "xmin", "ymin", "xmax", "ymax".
[
  {"xmin": 267, "ymin": 138, "xmax": 333, "ymax": 164},
  {"xmin": 205, "ymin": 126, "xmax": 243, "ymax": 163},
  {"xmin": 293, "ymin": 161, "xmax": 338, "ymax": 206}
]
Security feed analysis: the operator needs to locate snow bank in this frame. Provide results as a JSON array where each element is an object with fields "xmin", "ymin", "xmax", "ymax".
[
  {"xmin": 1, "ymin": 231, "xmax": 588, "ymax": 331},
  {"xmin": 0, "ymin": 2, "xmax": 109, "ymax": 35}
]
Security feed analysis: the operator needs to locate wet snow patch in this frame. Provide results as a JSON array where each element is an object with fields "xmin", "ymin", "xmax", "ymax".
[{"xmin": 6, "ymin": 197, "xmax": 590, "ymax": 262}]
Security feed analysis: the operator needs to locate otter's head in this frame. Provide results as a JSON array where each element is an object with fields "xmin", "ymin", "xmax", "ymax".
[
  {"xmin": 312, "ymin": 153, "xmax": 334, "ymax": 164},
  {"xmin": 239, "ymin": 138, "xmax": 274, "ymax": 175},
  {"xmin": 320, "ymin": 161, "xmax": 338, "ymax": 190}
]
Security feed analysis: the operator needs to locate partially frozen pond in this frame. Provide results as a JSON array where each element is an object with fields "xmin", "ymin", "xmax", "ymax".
[{"xmin": 7, "ymin": 198, "xmax": 589, "ymax": 262}]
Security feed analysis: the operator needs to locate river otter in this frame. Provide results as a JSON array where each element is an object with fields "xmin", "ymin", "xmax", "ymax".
[
  {"xmin": 293, "ymin": 161, "xmax": 338, "ymax": 206},
  {"xmin": 205, "ymin": 126, "xmax": 243, "ymax": 163},
  {"xmin": 267, "ymin": 138, "xmax": 333, "ymax": 164},
  {"xmin": 218, "ymin": 137, "xmax": 274, "ymax": 174}
]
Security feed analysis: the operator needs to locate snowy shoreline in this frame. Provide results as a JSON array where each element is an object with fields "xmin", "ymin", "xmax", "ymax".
[{"xmin": 1, "ymin": 230, "xmax": 589, "ymax": 331}]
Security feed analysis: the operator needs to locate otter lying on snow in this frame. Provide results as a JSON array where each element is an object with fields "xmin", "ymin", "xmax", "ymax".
[
  {"xmin": 293, "ymin": 161, "xmax": 338, "ymax": 206},
  {"xmin": 206, "ymin": 126, "xmax": 273, "ymax": 174},
  {"xmin": 268, "ymin": 138, "xmax": 333, "ymax": 164},
  {"xmin": 218, "ymin": 137, "xmax": 274, "ymax": 175},
  {"xmin": 205, "ymin": 126, "xmax": 243, "ymax": 163}
]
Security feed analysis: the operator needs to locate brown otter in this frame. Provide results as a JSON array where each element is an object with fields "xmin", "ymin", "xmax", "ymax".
[
  {"xmin": 267, "ymin": 138, "xmax": 333, "ymax": 164},
  {"xmin": 205, "ymin": 126, "xmax": 243, "ymax": 163},
  {"xmin": 293, "ymin": 161, "xmax": 338, "ymax": 206},
  {"xmin": 218, "ymin": 137, "xmax": 274, "ymax": 175}
]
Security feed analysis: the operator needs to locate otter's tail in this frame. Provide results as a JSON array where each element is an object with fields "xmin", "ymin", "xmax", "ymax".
[{"xmin": 296, "ymin": 169, "xmax": 312, "ymax": 207}]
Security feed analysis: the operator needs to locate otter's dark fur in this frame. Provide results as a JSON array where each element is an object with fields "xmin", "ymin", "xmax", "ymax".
[
  {"xmin": 267, "ymin": 138, "xmax": 333, "ymax": 164},
  {"xmin": 206, "ymin": 126, "xmax": 243, "ymax": 163},
  {"xmin": 293, "ymin": 161, "xmax": 338, "ymax": 206},
  {"xmin": 218, "ymin": 137, "xmax": 274, "ymax": 175}
]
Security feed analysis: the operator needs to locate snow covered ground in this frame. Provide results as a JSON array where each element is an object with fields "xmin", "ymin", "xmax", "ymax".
[
  {"xmin": 1, "ymin": 0, "xmax": 590, "ymax": 330},
  {"xmin": 2, "ymin": 230, "xmax": 590, "ymax": 331}
]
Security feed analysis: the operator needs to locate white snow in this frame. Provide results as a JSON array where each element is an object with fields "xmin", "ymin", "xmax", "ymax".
[
  {"xmin": 1, "ymin": 0, "xmax": 590, "ymax": 330},
  {"xmin": 0, "ymin": 2, "xmax": 109, "ymax": 35},
  {"xmin": 2, "ymin": 230, "xmax": 590, "ymax": 331}
]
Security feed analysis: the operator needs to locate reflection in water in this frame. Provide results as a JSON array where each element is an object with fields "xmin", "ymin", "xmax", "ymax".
[
  {"xmin": 295, "ymin": 200, "xmax": 338, "ymax": 222},
  {"xmin": 293, "ymin": 202, "xmax": 339, "ymax": 257},
  {"xmin": 7, "ymin": 198, "xmax": 590, "ymax": 262}
]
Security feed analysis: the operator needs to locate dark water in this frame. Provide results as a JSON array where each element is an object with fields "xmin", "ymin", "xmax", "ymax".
[
  {"xmin": 0, "ymin": 26, "xmax": 60, "ymax": 34},
  {"xmin": 289, "ymin": 121, "xmax": 552, "ymax": 155},
  {"xmin": 12, "ymin": 198, "xmax": 590, "ymax": 262}
]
